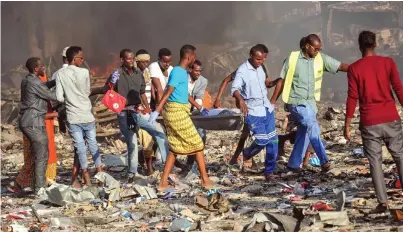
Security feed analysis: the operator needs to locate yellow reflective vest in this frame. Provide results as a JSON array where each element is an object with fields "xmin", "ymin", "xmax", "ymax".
[{"xmin": 282, "ymin": 51, "xmax": 324, "ymax": 103}]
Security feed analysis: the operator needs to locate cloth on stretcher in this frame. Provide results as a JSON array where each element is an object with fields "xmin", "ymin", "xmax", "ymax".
[{"xmin": 156, "ymin": 108, "xmax": 243, "ymax": 131}]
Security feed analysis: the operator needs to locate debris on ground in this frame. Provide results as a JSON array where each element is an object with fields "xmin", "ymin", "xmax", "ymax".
[{"xmin": 1, "ymin": 103, "xmax": 403, "ymax": 231}]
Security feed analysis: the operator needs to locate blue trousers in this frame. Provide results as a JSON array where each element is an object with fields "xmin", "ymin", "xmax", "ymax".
[
  {"xmin": 243, "ymin": 108, "xmax": 278, "ymax": 175},
  {"xmin": 118, "ymin": 111, "xmax": 168, "ymax": 174},
  {"xmin": 286, "ymin": 104, "xmax": 328, "ymax": 168},
  {"xmin": 67, "ymin": 121, "xmax": 102, "ymax": 170}
]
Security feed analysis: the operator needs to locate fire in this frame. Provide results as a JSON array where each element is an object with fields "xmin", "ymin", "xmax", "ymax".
[
  {"xmin": 90, "ymin": 66, "xmax": 101, "ymax": 77},
  {"xmin": 90, "ymin": 53, "xmax": 121, "ymax": 78}
]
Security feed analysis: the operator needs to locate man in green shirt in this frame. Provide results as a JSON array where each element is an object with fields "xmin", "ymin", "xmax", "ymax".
[{"xmin": 271, "ymin": 34, "xmax": 349, "ymax": 173}]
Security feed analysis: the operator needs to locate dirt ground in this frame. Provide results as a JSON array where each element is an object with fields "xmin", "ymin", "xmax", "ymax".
[{"xmin": 1, "ymin": 102, "xmax": 403, "ymax": 231}]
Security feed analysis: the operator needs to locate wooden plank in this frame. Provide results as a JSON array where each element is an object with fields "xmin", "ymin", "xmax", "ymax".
[
  {"xmin": 93, "ymin": 105, "xmax": 108, "ymax": 112},
  {"xmin": 96, "ymin": 129, "xmax": 120, "ymax": 137},
  {"xmin": 95, "ymin": 110, "xmax": 116, "ymax": 118},
  {"xmin": 95, "ymin": 115, "xmax": 117, "ymax": 123}
]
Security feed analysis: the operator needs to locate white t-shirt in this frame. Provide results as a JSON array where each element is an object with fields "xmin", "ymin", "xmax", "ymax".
[
  {"xmin": 188, "ymin": 76, "xmax": 196, "ymax": 95},
  {"xmin": 143, "ymin": 67, "xmax": 152, "ymax": 104},
  {"xmin": 145, "ymin": 82, "xmax": 152, "ymax": 104},
  {"xmin": 188, "ymin": 76, "xmax": 202, "ymax": 106},
  {"xmin": 148, "ymin": 61, "xmax": 173, "ymax": 91}
]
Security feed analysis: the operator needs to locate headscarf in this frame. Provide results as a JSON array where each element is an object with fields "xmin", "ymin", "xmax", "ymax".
[
  {"xmin": 136, "ymin": 54, "xmax": 151, "ymax": 82},
  {"xmin": 135, "ymin": 54, "xmax": 151, "ymax": 62}
]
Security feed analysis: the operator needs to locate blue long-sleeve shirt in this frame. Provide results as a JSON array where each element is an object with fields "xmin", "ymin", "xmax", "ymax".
[{"xmin": 231, "ymin": 60, "xmax": 273, "ymax": 117}]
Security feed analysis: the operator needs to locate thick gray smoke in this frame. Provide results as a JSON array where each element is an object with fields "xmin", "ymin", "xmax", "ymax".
[
  {"xmin": 2, "ymin": 1, "xmax": 402, "ymax": 97},
  {"xmin": 1, "ymin": 2, "xmax": 236, "ymax": 71}
]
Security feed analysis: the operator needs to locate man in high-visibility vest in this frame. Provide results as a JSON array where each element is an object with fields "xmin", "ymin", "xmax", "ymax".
[{"xmin": 270, "ymin": 34, "xmax": 349, "ymax": 173}]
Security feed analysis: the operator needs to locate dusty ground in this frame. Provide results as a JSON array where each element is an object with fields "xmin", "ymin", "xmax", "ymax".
[{"xmin": 1, "ymin": 102, "xmax": 403, "ymax": 231}]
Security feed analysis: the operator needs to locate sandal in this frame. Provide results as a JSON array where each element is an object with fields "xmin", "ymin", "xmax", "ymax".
[
  {"xmin": 303, "ymin": 163, "xmax": 321, "ymax": 172},
  {"xmin": 287, "ymin": 166, "xmax": 305, "ymax": 174},
  {"xmin": 7, "ymin": 182, "xmax": 23, "ymax": 194},
  {"xmin": 157, "ymin": 184, "xmax": 176, "ymax": 193},
  {"xmin": 321, "ymin": 162, "xmax": 332, "ymax": 173}
]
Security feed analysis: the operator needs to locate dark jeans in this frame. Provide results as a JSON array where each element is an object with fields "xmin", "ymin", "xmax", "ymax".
[
  {"xmin": 20, "ymin": 126, "xmax": 48, "ymax": 193},
  {"xmin": 361, "ymin": 120, "xmax": 403, "ymax": 203}
]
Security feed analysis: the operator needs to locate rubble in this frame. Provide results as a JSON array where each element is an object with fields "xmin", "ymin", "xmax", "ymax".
[{"xmin": 1, "ymin": 102, "xmax": 403, "ymax": 231}]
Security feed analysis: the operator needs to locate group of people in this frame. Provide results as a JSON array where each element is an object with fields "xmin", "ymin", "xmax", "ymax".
[{"xmin": 13, "ymin": 31, "xmax": 403, "ymax": 213}]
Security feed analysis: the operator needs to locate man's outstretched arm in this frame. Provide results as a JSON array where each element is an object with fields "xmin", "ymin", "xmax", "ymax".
[
  {"xmin": 338, "ymin": 63, "xmax": 350, "ymax": 72},
  {"xmin": 270, "ymin": 78, "xmax": 283, "ymax": 104},
  {"xmin": 213, "ymin": 74, "xmax": 232, "ymax": 108}
]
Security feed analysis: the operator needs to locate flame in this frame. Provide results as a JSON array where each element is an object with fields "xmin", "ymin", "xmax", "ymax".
[
  {"xmin": 90, "ymin": 53, "xmax": 121, "ymax": 78},
  {"xmin": 90, "ymin": 67, "xmax": 101, "ymax": 77}
]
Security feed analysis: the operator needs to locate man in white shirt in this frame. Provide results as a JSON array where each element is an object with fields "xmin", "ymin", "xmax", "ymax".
[
  {"xmin": 55, "ymin": 46, "xmax": 103, "ymax": 188},
  {"xmin": 149, "ymin": 48, "xmax": 173, "ymax": 106}
]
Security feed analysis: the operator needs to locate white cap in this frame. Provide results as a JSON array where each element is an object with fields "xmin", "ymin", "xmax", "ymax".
[{"xmin": 61, "ymin": 47, "xmax": 70, "ymax": 57}]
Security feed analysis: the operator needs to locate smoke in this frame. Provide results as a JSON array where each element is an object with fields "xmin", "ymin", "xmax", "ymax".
[
  {"xmin": 1, "ymin": 2, "xmax": 237, "ymax": 71},
  {"xmin": 2, "ymin": 1, "xmax": 402, "ymax": 96}
]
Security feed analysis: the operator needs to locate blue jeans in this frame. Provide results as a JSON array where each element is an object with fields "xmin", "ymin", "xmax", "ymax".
[
  {"xmin": 197, "ymin": 128, "xmax": 207, "ymax": 144},
  {"xmin": 286, "ymin": 104, "xmax": 328, "ymax": 168},
  {"xmin": 68, "ymin": 121, "xmax": 102, "ymax": 170},
  {"xmin": 243, "ymin": 108, "xmax": 278, "ymax": 175},
  {"xmin": 134, "ymin": 112, "xmax": 168, "ymax": 162},
  {"xmin": 117, "ymin": 111, "xmax": 139, "ymax": 174},
  {"xmin": 117, "ymin": 111, "xmax": 168, "ymax": 174}
]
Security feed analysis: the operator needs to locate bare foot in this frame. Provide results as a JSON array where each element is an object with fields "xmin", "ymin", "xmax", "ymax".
[
  {"xmin": 82, "ymin": 171, "xmax": 92, "ymax": 186},
  {"xmin": 243, "ymin": 157, "xmax": 253, "ymax": 168},
  {"xmin": 157, "ymin": 183, "xmax": 175, "ymax": 192},
  {"xmin": 201, "ymin": 178, "xmax": 215, "ymax": 189},
  {"xmin": 146, "ymin": 169, "xmax": 154, "ymax": 176},
  {"xmin": 72, "ymin": 181, "xmax": 82, "ymax": 189}
]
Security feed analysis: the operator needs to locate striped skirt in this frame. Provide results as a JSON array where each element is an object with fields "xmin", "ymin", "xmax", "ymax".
[{"xmin": 162, "ymin": 102, "xmax": 204, "ymax": 154}]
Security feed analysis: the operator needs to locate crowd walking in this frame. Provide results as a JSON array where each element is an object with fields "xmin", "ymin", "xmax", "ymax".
[{"xmin": 11, "ymin": 31, "xmax": 403, "ymax": 213}]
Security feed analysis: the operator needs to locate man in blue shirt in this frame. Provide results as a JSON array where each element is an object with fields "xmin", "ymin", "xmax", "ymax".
[
  {"xmin": 148, "ymin": 45, "xmax": 213, "ymax": 191},
  {"xmin": 231, "ymin": 44, "xmax": 278, "ymax": 181}
]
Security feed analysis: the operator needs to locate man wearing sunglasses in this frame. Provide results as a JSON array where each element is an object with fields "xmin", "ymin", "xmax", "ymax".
[
  {"xmin": 55, "ymin": 46, "xmax": 103, "ymax": 187},
  {"xmin": 271, "ymin": 34, "xmax": 349, "ymax": 173}
]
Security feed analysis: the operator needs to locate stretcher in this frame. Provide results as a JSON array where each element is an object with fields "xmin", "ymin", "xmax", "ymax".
[{"xmin": 156, "ymin": 109, "xmax": 244, "ymax": 131}]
